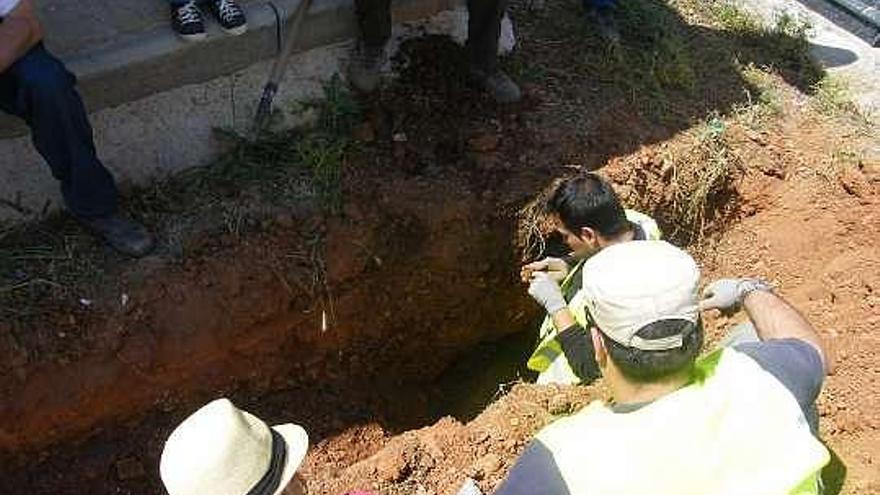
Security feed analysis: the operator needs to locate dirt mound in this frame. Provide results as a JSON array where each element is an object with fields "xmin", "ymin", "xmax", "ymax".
[{"xmin": 303, "ymin": 383, "xmax": 602, "ymax": 495}]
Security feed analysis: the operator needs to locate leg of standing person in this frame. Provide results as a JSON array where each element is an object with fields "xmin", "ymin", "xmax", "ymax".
[
  {"xmin": 465, "ymin": 0, "xmax": 521, "ymax": 103},
  {"xmin": 0, "ymin": 44, "xmax": 155, "ymax": 256},
  {"xmin": 347, "ymin": 0, "xmax": 392, "ymax": 93},
  {"xmin": 583, "ymin": 0, "xmax": 620, "ymax": 43}
]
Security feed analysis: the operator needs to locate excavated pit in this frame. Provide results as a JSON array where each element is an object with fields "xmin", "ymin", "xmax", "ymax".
[
  {"xmin": 0, "ymin": 29, "xmax": 750, "ymax": 492},
  {"xmin": 4, "ymin": 12, "xmax": 880, "ymax": 492},
  {"xmin": 0, "ymin": 158, "xmax": 550, "ymax": 493}
]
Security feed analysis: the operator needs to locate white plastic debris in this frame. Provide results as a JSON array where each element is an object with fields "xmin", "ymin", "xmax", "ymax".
[
  {"xmin": 456, "ymin": 478, "xmax": 484, "ymax": 495},
  {"xmin": 499, "ymin": 13, "xmax": 516, "ymax": 55}
]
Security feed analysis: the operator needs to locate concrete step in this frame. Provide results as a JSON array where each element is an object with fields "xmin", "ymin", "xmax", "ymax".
[
  {"xmin": 0, "ymin": 0, "xmax": 462, "ymax": 222},
  {"xmin": 0, "ymin": 0, "xmax": 456, "ymax": 138}
]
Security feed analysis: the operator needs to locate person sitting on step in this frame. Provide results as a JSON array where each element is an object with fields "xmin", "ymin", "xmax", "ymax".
[{"xmin": 169, "ymin": 0, "xmax": 247, "ymax": 41}]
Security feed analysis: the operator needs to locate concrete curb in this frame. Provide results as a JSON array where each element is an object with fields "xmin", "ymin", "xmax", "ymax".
[
  {"xmin": 0, "ymin": 1, "xmax": 464, "ymax": 222},
  {"xmin": 0, "ymin": 0, "xmax": 457, "ymax": 138}
]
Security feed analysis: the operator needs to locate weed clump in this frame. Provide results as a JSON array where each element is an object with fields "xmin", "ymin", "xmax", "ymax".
[{"xmin": 671, "ymin": 115, "xmax": 742, "ymax": 243}]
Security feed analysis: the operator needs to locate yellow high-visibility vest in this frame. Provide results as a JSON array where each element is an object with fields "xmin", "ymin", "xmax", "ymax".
[
  {"xmin": 527, "ymin": 210, "xmax": 661, "ymax": 382},
  {"xmin": 535, "ymin": 348, "xmax": 829, "ymax": 495}
]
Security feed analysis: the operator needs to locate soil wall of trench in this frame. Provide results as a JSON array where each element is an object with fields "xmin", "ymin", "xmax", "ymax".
[{"xmin": 0, "ymin": 166, "xmax": 544, "ymax": 461}]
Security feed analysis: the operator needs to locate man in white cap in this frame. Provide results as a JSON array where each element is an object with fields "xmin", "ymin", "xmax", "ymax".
[
  {"xmin": 496, "ymin": 240, "xmax": 830, "ymax": 495},
  {"xmin": 160, "ymin": 398, "xmax": 310, "ymax": 495}
]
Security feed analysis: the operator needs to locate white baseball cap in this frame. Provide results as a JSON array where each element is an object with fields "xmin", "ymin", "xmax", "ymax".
[
  {"xmin": 581, "ymin": 240, "xmax": 700, "ymax": 351},
  {"xmin": 160, "ymin": 398, "xmax": 309, "ymax": 495}
]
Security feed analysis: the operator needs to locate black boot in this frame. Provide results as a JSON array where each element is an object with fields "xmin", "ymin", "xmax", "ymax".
[{"xmin": 79, "ymin": 213, "xmax": 156, "ymax": 257}]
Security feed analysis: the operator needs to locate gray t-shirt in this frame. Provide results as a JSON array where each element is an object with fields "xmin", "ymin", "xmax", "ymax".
[{"xmin": 494, "ymin": 339, "xmax": 825, "ymax": 495}]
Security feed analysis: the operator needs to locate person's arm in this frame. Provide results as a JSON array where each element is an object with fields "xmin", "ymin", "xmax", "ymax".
[
  {"xmin": 551, "ymin": 307, "xmax": 577, "ymax": 330},
  {"xmin": 701, "ymin": 279, "xmax": 827, "ymax": 371},
  {"xmin": 493, "ymin": 441, "xmax": 570, "ymax": 495},
  {"xmin": 742, "ymin": 290, "xmax": 826, "ymax": 370},
  {"xmin": 0, "ymin": 0, "xmax": 43, "ymax": 73}
]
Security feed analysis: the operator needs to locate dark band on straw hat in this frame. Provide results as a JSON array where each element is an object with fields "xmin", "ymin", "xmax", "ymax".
[{"xmin": 246, "ymin": 430, "xmax": 288, "ymax": 495}]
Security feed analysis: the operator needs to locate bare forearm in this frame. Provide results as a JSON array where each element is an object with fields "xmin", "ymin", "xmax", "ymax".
[
  {"xmin": 551, "ymin": 308, "xmax": 576, "ymax": 331},
  {"xmin": 0, "ymin": 2, "xmax": 43, "ymax": 73},
  {"xmin": 743, "ymin": 290, "xmax": 826, "ymax": 369}
]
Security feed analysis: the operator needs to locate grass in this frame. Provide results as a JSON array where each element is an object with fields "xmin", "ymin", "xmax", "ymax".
[
  {"xmin": 815, "ymin": 147, "xmax": 863, "ymax": 183},
  {"xmin": 810, "ymin": 75, "xmax": 875, "ymax": 126},
  {"xmin": 732, "ymin": 64, "xmax": 784, "ymax": 130},
  {"xmin": 0, "ymin": 75, "xmax": 360, "ymax": 324},
  {"xmin": 812, "ymin": 76, "xmax": 854, "ymax": 116},
  {"xmin": 511, "ymin": 0, "xmax": 822, "ymax": 129},
  {"xmin": 712, "ymin": 2, "xmax": 763, "ymax": 33},
  {"xmin": 671, "ymin": 114, "xmax": 742, "ymax": 243}
]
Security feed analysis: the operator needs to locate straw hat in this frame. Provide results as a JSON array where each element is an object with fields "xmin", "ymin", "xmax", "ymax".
[{"xmin": 160, "ymin": 398, "xmax": 309, "ymax": 495}]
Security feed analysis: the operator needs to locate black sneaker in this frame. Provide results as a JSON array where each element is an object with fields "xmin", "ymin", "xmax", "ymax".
[
  {"xmin": 78, "ymin": 213, "xmax": 156, "ymax": 258},
  {"xmin": 207, "ymin": 0, "xmax": 248, "ymax": 36},
  {"xmin": 469, "ymin": 67, "xmax": 522, "ymax": 104},
  {"xmin": 171, "ymin": 1, "xmax": 207, "ymax": 41}
]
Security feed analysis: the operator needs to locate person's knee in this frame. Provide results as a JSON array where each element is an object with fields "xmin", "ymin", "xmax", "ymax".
[{"xmin": 15, "ymin": 49, "xmax": 75, "ymax": 98}]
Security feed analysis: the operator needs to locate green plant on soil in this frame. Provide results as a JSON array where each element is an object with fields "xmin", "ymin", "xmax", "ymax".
[
  {"xmin": 810, "ymin": 75, "xmax": 875, "ymax": 129},
  {"xmin": 611, "ymin": 0, "xmax": 698, "ymax": 115},
  {"xmin": 711, "ymin": 1, "xmax": 763, "ymax": 33},
  {"xmin": 703, "ymin": 2, "xmax": 820, "ymax": 90},
  {"xmin": 732, "ymin": 65, "xmax": 784, "ymax": 130},
  {"xmin": 0, "ymin": 76, "xmax": 359, "ymax": 323},
  {"xmin": 512, "ymin": 0, "xmax": 821, "ymax": 130},
  {"xmin": 815, "ymin": 147, "xmax": 863, "ymax": 183}
]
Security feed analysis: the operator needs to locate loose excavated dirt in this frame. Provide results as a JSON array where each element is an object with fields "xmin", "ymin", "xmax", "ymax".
[{"xmin": 2, "ymin": 0, "xmax": 879, "ymax": 493}]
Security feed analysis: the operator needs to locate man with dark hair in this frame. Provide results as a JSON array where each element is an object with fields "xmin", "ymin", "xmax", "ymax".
[
  {"xmin": 347, "ymin": 0, "xmax": 521, "ymax": 103},
  {"xmin": 497, "ymin": 241, "xmax": 830, "ymax": 495},
  {"xmin": 0, "ymin": 0, "xmax": 154, "ymax": 256},
  {"xmin": 522, "ymin": 173, "xmax": 660, "ymax": 384}
]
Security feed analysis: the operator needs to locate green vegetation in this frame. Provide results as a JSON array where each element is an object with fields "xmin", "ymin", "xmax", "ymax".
[
  {"xmin": 0, "ymin": 77, "xmax": 360, "ymax": 322},
  {"xmin": 732, "ymin": 65, "xmax": 784, "ymax": 130}
]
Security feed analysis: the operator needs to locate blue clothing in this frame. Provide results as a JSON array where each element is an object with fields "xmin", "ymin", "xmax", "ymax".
[
  {"xmin": 583, "ymin": 0, "xmax": 617, "ymax": 10},
  {"xmin": 0, "ymin": 44, "xmax": 118, "ymax": 218}
]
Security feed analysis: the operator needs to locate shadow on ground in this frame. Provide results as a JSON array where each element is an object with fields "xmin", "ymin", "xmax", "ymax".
[{"xmin": 501, "ymin": 0, "xmax": 830, "ymax": 169}]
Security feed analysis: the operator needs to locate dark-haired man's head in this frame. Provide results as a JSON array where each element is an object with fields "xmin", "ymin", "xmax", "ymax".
[
  {"xmin": 546, "ymin": 173, "xmax": 632, "ymax": 259},
  {"xmin": 581, "ymin": 241, "xmax": 703, "ymax": 396},
  {"xmin": 597, "ymin": 319, "xmax": 704, "ymax": 383}
]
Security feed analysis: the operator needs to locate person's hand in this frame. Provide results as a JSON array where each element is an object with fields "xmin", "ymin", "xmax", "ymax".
[
  {"xmin": 700, "ymin": 278, "xmax": 772, "ymax": 313},
  {"xmin": 528, "ymin": 272, "xmax": 567, "ymax": 315},
  {"xmin": 700, "ymin": 279, "xmax": 743, "ymax": 312},
  {"xmin": 521, "ymin": 257, "xmax": 569, "ymax": 283}
]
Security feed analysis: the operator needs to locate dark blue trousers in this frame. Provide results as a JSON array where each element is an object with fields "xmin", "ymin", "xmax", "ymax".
[
  {"xmin": 0, "ymin": 44, "xmax": 118, "ymax": 219},
  {"xmin": 583, "ymin": 0, "xmax": 617, "ymax": 9}
]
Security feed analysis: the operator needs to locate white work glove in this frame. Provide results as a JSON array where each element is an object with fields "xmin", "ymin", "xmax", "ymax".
[
  {"xmin": 700, "ymin": 278, "xmax": 772, "ymax": 312},
  {"xmin": 528, "ymin": 272, "xmax": 567, "ymax": 315},
  {"xmin": 521, "ymin": 257, "xmax": 569, "ymax": 283}
]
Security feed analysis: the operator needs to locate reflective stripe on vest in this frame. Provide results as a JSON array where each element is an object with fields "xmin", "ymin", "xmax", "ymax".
[
  {"xmin": 535, "ymin": 348, "xmax": 830, "ymax": 495},
  {"xmin": 527, "ymin": 210, "xmax": 662, "ymax": 379}
]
